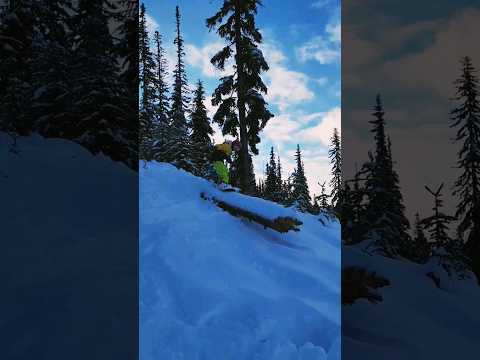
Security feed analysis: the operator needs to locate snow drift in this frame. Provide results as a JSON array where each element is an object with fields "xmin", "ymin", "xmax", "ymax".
[
  {"xmin": 0, "ymin": 133, "xmax": 137, "ymax": 359},
  {"xmin": 140, "ymin": 162, "xmax": 341, "ymax": 360},
  {"xmin": 343, "ymin": 245, "xmax": 480, "ymax": 359}
]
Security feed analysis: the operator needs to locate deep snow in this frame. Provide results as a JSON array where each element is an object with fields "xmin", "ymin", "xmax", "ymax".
[
  {"xmin": 0, "ymin": 133, "xmax": 138, "ymax": 359},
  {"xmin": 140, "ymin": 162, "xmax": 341, "ymax": 360},
  {"xmin": 343, "ymin": 244, "xmax": 480, "ymax": 359}
]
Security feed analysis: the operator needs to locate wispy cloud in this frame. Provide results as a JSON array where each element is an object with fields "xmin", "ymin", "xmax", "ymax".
[
  {"xmin": 261, "ymin": 40, "xmax": 316, "ymax": 111},
  {"xmin": 185, "ymin": 42, "xmax": 231, "ymax": 78},
  {"xmin": 311, "ymin": 0, "xmax": 332, "ymax": 9},
  {"xmin": 296, "ymin": 16, "xmax": 340, "ymax": 65},
  {"xmin": 145, "ymin": 13, "xmax": 159, "ymax": 35},
  {"xmin": 296, "ymin": 36, "xmax": 340, "ymax": 64}
]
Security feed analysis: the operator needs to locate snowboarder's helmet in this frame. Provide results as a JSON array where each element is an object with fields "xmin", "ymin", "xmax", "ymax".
[{"xmin": 215, "ymin": 142, "xmax": 232, "ymax": 155}]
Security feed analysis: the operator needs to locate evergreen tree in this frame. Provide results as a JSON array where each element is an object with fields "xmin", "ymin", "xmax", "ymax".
[
  {"xmin": 317, "ymin": 181, "xmax": 330, "ymax": 210},
  {"xmin": 207, "ymin": 0, "xmax": 274, "ymax": 193},
  {"xmin": 450, "ymin": 56, "xmax": 480, "ymax": 275},
  {"xmin": 190, "ymin": 80, "xmax": 214, "ymax": 177},
  {"xmin": 363, "ymin": 95, "xmax": 410, "ymax": 257},
  {"xmin": 29, "ymin": 0, "xmax": 75, "ymax": 138},
  {"xmin": 291, "ymin": 144, "xmax": 311, "ymax": 212},
  {"xmin": 329, "ymin": 127, "xmax": 342, "ymax": 211},
  {"xmin": 69, "ymin": 0, "xmax": 137, "ymax": 167},
  {"xmin": 151, "ymin": 29, "xmax": 170, "ymax": 162},
  {"xmin": 409, "ymin": 213, "xmax": 431, "ymax": 263},
  {"xmin": 115, "ymin": 0, "xmax": 138, "ymax": 100},
  {"xmin": 163, "ymin": 5, "xmax": 192, "ymax": 171},
  {"xmin": 340, "ymin": 170, "xmax": 368, "ymax": 244},
  {"xmin": 153, "ymin": 30, "xmax": 170, "ymax": 123},
  {"xmin": 420, "ymin": 183, "xmax": 456, "ymax": 249},
  {"xmin": 138, "ymin": 3, "xmax": 156, "ymax": 160},
  {"xmin": 311, "ymin": 197, "xmax": 320, "ymax": 215},
  {"xmin": 264, "ymin": 147, "xmax": 278, "ymax": 202},
  {"xmin": 0, "ymin": 1, "xmax": 34, "ymax": 136}
]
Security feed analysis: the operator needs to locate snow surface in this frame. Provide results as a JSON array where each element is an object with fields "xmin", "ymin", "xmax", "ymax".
[
  {"xmin": 0, "ymin": 133, "xmax": 138, "ymax": 359},
  {"xmin": 140, "ymin": 162, "xmax": 341, "ymax": 360},
  {"xmin": 343, "ymin": 245, "xmax": 480, "ymax": 359}
]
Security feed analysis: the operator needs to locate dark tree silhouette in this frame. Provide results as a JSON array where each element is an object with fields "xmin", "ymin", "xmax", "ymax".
[
  {"xmin": 450, "ymin": 56, "xmax": 480, "ymax": 278},
  {"xmin": 207, "ymin": 0, "xmax": 273, "ymax": 193}
]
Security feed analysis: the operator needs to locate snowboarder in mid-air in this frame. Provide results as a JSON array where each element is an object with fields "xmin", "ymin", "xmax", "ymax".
[{"xmin": 210, "ymin": 139, "xmax": 241, "ymax": 190}]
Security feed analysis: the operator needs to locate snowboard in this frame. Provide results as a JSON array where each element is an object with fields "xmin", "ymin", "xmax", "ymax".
[{"xmin": 217, "ymin": 183, "xmax": 240, "ymax": 192}]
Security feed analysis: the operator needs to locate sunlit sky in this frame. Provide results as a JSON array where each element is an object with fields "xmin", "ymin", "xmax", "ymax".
[{"xmin": 144, "ymin": 0, "xmax": 340, "ymax": 196}]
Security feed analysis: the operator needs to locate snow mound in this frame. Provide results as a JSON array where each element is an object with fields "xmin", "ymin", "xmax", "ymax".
[
  {"xmin": 343, "ymin": 245, "xmax": 480, "ymax": 359},
  {"xmin": 1, "ymin": 133, "xmax": 137, "ymax": 359},
  {"xmin": 140, "ymin": 162, "xmax": 341, "ymax": 360}
]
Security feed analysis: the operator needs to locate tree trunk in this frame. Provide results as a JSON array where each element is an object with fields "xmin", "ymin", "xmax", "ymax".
[
  {"xmin": 201, "ymin": 192, "xmax": 302, "ymax": 233},
  {"xmin": 233, "ymin": 0, "xmax": 253, "ymax": 194}
]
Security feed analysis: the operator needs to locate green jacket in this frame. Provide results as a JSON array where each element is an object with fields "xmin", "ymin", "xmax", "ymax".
[{"xmin": 213, "ymin": 161, "xmax": 229, "ymax": 184}]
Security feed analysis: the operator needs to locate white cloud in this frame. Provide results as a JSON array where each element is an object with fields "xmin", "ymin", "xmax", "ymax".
[
  {"xmin": 145, "ymin": 13, "xmax": 159, "ymax": 35},
  {"xmin": 296, "ymin": 36, "xmax": 340, "ymax": 64},
  {"xmin": 315, "ymin": 77, "xmax": 328, "ymax": 86},
  {"xmin": 185, "ymin": 42, "xmax": 231, "ymax": 78},
  {"xmin": 296, "ymin": 107, "xmax": 341, "ymax": 146},
  {"xmin": 326, "ymin": 21, "xmax": 341, "ymax": 44},
  {"xmin": 266, "ymin": 67, "xmax": 315, "ymax": 111},
  {"xmin": 296, "ymin": 16, "xmax": 340, "ymax": 64},
  {"xmin": 311, "ymin": 0, "xmax": 331, "ymax": 9},
  {"xmin": 261, "ymin": 42, "xmax": 315, "ymax": 111}
]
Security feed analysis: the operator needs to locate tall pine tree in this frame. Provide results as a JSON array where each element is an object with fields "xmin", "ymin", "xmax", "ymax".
[
  {"xmin": 164, "ymin": 5, "xmax": 192, "ymax": 171},
  {"xmin": 138, "ymin": 3, "xmax": 156, "ymax": 160},
  {"xmin": 70, "ymin": 0, "xmax": 137, "ymax": 167},
  {"xmin": 363, "ymin": 95, "xmax": 410, "ymax": 257},
  {"xmin": 152, "ymin": 29, "xmax": 170, "ymax": 162},
  {"xmin": 207, "ymin": 0, "xmax": 273, "ymax": 193},
  {"xmin": 420, "ymin": 184, "xmax": 456, "ymax": 249},
  {"xmin": 264, "ymin": 147, "xmax": 279, "ymax": 202},
  {"xmin": 329, "ymin": 127, "xmax": 342, "ymax": 212},
  {"xmin": 190, "ymin": 80, "xmax": 214, "ymax": 177},
  {"xmin": 450, "ymin": 56, "xmax": 480, "ymax": 276},
  {"xmin": 291, "ymin": 144, "xmax": 311, "ymax": 212}
]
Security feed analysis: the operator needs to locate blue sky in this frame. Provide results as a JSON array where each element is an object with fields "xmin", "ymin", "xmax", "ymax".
[{"xmin": 144, "ymin": 0, "xmax": 340, "ymax": 196}]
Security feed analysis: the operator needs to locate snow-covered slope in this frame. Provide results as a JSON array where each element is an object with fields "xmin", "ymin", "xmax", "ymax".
[
  {"xmin": 140, "ymin": 162, "xmax": 341, "ymax": 360},
  {"xmin": 1, "ymin": 133, "xmax": 138, "ymax": 359},
  {"xmin": 343, "ymin": 245, "xmax": 480, "ymax": 359}
]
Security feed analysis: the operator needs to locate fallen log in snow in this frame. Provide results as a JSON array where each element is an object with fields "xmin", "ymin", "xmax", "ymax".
[{"xmin": 201, "ymin": 192, "xmax": 302, "ymax": 233}]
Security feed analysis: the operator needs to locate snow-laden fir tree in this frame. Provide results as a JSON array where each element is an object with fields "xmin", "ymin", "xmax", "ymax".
[
  {"xmin": 163, "ymin": 5, "xmax": 192, "ymax": 171},
  {"xmin": 0, "ymin": 0, "xmax": 34, "ymax": 137},
  {"xmin": 207, "ymin": 0, "xmax": 274, "ymax": 194},
  {"xmin": 329, "ymin": 127, "xmax": 342, "ymax": 212},
  {"xmin": 264, "ymin": 147, "xmax": 280, "ymax": 203},
  {"xmin": 362, "ymin": 95, "xmax": 410, "ymax": 257},
  {"xmin": 420, "ymin": 183, "xmax": 456, "ymax": 249},
  {"xmin": 114, "ymin": 0, "xmax": 138, "ymax": 101},
  {"xmin": 153, "ymin": 30, "xmax": 170, "ymax": 124},
  {"xmin": 316, "ymin": 180, "xmax": 334, "ymax": 222},
  {"xmin": 139, "ymin": 3, "xmax": 157, "ymax": 161},
  {"xmin": 29, "ymin": 0, "xmax": 75, "ymax": 138},
  {"xmin": 152, "ymin": 30, "xmax": 170, "ymax": 162},
  {"xmin": 70, "ymin": 0, "xmax": 137, "ymax": 167},
  {"xmin": 110, "ymin": 0, "xmax": 139, "ymax": 168},
  {"xmin": 341, "ymin": 168, "xmax": 367, "ymax": 245},
  {"xmin": 409, "ymin": 213, "xmax": 431, "ymax": 263},
  {"xmin": 190, "ymin": 80, "xmax": 215, "ymax": 178},
  {"xmin": 291, "ymin": 144, "xmax": 311, "ymax": 212},
  {"xmin": 317, "ymin": 181, "xmax": 330, "ymax": 210},
  {"xmin": 450, "ymin": 56, "xmax": 480, "ymax": 278}
]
